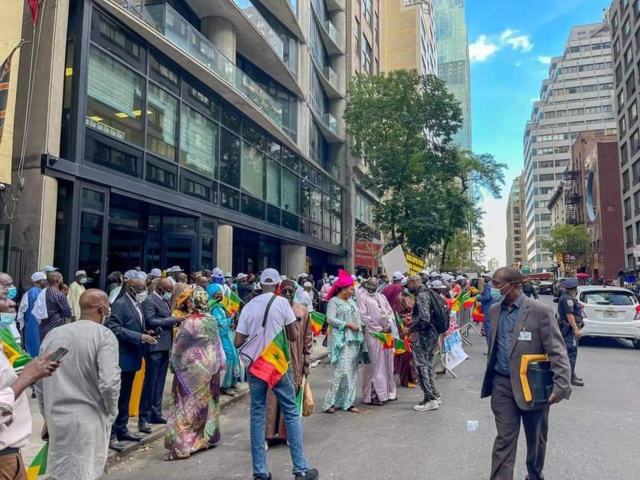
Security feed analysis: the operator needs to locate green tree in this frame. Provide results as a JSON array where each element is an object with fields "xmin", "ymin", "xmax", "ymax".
[
  {"xmin": 345, "ymin": 70, "xmax": 505, "ymax": 258},
  {"xmin": 541, "ymin": 224, "xmax": 593, "ymax": 265}
]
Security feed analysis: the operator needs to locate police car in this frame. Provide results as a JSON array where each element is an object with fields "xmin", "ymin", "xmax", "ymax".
[{"xmin": 577, "ymin": 286, "xmax": 640, "ymax": 349}]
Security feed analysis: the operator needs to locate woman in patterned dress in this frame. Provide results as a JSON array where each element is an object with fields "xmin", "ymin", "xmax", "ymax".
[
  {"xmin": 322, "ymin": 270, "xmax": 364, "ymax": 413},
  {"xmin": 164, "ymin": 288, "xmax": 226, "ymax": 461}
]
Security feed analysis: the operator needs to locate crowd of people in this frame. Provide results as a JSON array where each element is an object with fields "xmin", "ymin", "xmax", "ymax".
[{"xmin": 0, "ymin": 264, "xmax": 577, "ymax": 480}]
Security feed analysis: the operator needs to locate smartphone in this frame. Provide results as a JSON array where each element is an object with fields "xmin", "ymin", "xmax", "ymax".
[{"xmin": 48, "ymin": 347, "xmax": 69, "ymax": 363}]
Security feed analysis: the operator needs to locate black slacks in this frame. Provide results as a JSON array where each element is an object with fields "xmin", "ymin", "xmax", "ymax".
[
  {"xmin": 490, "ymin": 374, "xmax": 549, "ymax": 480},
  {"xmin": 139, "ymin": 350, "xmax": 170, "ymax": 423},
  {"xmin": 111, "ymin": 371, "xmax": 136, "ymax": 439}
]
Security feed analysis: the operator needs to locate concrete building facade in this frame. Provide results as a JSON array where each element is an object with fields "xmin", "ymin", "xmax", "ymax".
[
  {"xmin": 4, "ymin": 0, "xmax": 351, "ymax": 288},
  {"xmin": 523, "ymin": 21, "xmax": 616, "ymax": 271},
  {"xmin": 610, "ymin": 0, "xmax": 640, "ymax": 272},
  {"xmin": 505, "ymin": 175, "xmax": 525, "ymax": 267},
  {"xmin": 432, "ymin": 0, "xmax": 471, "ymax": 151}
]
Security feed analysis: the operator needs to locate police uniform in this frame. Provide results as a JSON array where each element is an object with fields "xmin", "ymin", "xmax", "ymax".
[{"xmin": 557, "ymin": 290, "xmax": 582, "ymax": 381}]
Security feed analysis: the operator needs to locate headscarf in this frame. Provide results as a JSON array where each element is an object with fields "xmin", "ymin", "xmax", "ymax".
[
  {"xmin": 192, "ymin": 288, "xmax": 209, "ymax": 313},
  {"xmin": 206, "ymin": 283, "xmax": 223, "ymax": 300},
  {"xmin": 326, "ymin": 269, "xmax": 354, "ymax": 301},
  {"xmin": 280, "ymin": 279, "xmax": 295, "ymax": 291},
  {"xmin": 172, "ymin": 284, "xmax": 192, "ymax": 316}
]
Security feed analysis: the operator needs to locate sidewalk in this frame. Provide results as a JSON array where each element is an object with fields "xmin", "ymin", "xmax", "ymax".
[{"xmin": 22, "ymin": 341, "xmax": 329, "ymax": 466}]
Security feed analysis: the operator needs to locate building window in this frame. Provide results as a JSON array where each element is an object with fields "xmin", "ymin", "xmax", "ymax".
[
  {"xmin": 622, "ymin": 142, "xmax": 629, "ymax": 165},
  {"xmin": 623, "ymin": 170, "xmax": 630, "ymax": 192},
  {"xmin": 612, "ymin": 13, "xmax": 619, "ymax": 32},
  {"xmin": 614, "ymin": 38, "xmax": 620, "ymax": 58},
  {"xmin": 363, "ymin": 0, "xmax": 372, "ymax": 26},
  {"xmin": 634, "ymin": 189, "xmax": 640, "ymax": 211},
  {"xmin": 633, "ymin": 160, "xmax": 640, "ymax": 184},
  {"xmin": 362, "ymin": 35, "xmax": 372, "ymax": 74},
  {"xmin": 630, "ymin": 101, "xmax": 638, "ymax": 123},
  {"xmin": 623, "ymin": 17, "xmax": 632, "ymax": 39},
  {"xmin": 618, "ymin": 89, "xmax": 626, "ymax": 110},
  {"xmin": 355, "ymin": 18, "xmax": 361, "ymax": 58},
  {"xmin": 180, "ymin": 105, "xmax": 218, "ymax": 176},
  {"xmin": 632, "ymin": 129, "xmax": 640, "ymax": 153},
  {"xmin": 282, "ymin": 168, "xmax": 300, "ymax": 214},
  {"xmin": 147, "ymin": 84, "xmax": 178, "ymax": 161},
  {"xmin": 219, "ymin": 129, "xmax": 241, "ymax": 188},
  {"xmin": 241, "ymin": 142, "xmax": 266, "ymax": 199},
  {"xmin": 620, "ymin": 115, "xmax": 628, "ymax": 135},
  {"xmin": 86, "ymin": 47, "xmax": 144, "ymax": 145},
  {"xmin": 624, "ymin": 45, "xmax": 634, "ymax": 69}
]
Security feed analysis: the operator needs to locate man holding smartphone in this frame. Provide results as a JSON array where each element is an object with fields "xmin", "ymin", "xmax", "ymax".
[{"xmin": 37, "ymin": 289, "xmax": 120, "ymax": 479}]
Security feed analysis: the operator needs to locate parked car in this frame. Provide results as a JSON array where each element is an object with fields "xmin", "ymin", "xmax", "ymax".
[
  {"xmin": 538, "ymin": 281, "xmax": 554, "ymax": 295},
  {"xmin": 553, "ymin": 278, "xmax": 566, "ymax": 297},
  {"xmin": 577, "ymin": 286, "xmax": 640, "ymax": 349}
]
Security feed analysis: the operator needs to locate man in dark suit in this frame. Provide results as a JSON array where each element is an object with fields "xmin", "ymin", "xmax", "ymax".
[
  {"xmin": 106, "ymin": 276, "xmax": 157, "ymax": 452},
  {"xmin": 481, "ymin": 267, "xmax": 571, "ymax": 480},
  {"xmin": 138, "ymin": 278, "xmax": 181, "ymax": 433}
]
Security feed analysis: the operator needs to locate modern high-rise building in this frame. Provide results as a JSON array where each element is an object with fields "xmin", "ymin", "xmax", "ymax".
[
  {"xmin": 505, "ymin": 175, "xmax": 524, "ymax": 267},
  {"xmin": 347, "ymin": 0, "xmax": 384, "ymax": 274},
  {"xmin": 610, "ymin": 0, "xmax": 640, "ymax": 272},
  {"xmin": 2, "ymin": 0, "xmax": 351, "ymax": 288},
  {"xmin": 381, "ymin": 0, "xmax": 437, "ymax": 76},
  {"xmin": 523, "ymin": 21, "xmax": 616, "ymax": 270},
  {"xmin": 432, "ymin": 0, "xmax": 471, "ymax": 151}
]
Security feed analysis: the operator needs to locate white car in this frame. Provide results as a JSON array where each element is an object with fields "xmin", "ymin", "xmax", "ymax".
[{"xmin": 577, "ymin": 286, "xmax": 640, "ymax": 349}]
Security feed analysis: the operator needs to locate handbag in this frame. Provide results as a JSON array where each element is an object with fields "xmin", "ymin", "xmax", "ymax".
[
  {"xmin": 302, "ymin": 377, "xmax": 315, "ymax": 417},
  {"xmin": 359, "ymin": 337, "xmax": 371, "ymax": 364},
  {"xmin": 238, "ymin": 294, "xmax": 277, "ymax": 367}
]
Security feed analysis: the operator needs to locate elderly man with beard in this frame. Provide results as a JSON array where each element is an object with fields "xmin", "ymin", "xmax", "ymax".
[{"xmin": 357, "ymin": 277, "xmax": 397, "ymax": 406}]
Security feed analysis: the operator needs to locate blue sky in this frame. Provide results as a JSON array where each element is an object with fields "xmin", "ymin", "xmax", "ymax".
[{"xmin": 467, "ymin": 0, "xmax": 610, "ymax": 266}]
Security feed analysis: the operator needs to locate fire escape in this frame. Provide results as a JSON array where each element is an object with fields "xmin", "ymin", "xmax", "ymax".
[{"xmin": 563, "ymin": 170, "xmax": 582, "ymax": 225}]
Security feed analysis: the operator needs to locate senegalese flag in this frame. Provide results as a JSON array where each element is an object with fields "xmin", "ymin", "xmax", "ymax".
[
  {"xmin": 309, "ymin": 311, "xmax": 325, "ymax": 335},
  {"xmin": 393, "ymin": 337, "xmax": 411, "ymax": 355},
  {"xmin": 0, "ymin": 43, "xmax": 23, "ymax": 146},
  {"xmin": 369, "ymin": 331, "xmax": 394, "ymax": 349},
  {"xmin": 27, "ymin": 442, "xmax": 48, "ymax": 480},
  {"xmin": 471, "ymin": 301, "xmax": 484, "ymax": 322},
  {"xmin": 395, "ymin": 314, "xmax": 405, "ymax": 330},
  {"xmin": 295, "ymin": 381, "xmax": 304, "ymax": 417},
  {"xmin": 221, "ymin": 289, "xmax": 242, "ymax": 316},
  {"xmin": 249, "ymin": 331, "xmax": 290, "ymax": 388},
  {"xmin": 0, "ymin": 328, "xmax": 31, "ymax": 371}
]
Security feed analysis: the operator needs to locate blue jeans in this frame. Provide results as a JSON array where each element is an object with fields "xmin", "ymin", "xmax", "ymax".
[{"xmin": 248, "ymin": 369, "xmax": 309, "ymax": 476}]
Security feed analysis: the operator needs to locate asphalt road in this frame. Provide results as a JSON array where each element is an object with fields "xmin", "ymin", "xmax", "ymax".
[{"xmin": 106, "ymin": 295, "xmax": 640, "ymax": 480}]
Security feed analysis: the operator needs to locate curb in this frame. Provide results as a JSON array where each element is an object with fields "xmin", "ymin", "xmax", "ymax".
[{"xmin": 107, "ymin": 349, "xmax": 329, "ymax": 466}]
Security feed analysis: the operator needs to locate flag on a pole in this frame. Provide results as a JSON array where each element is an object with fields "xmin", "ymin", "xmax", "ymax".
[
  {"xmin": 0, "ymin": 43, "xmax": 22, "ymax": 147},
  {"xmin": 221, "ymin": 289, "xmax": 242, "ymax": 316},
  {"xmin": 393, "ymin": 337, "xmax": 411, "ymax": 355},
  {"xmin": 28, "ymin": 0, "xmax": 40, "ymax": 26},
  {"xmin": 27, "ymin": 442, "xmax": 48, "ymax": 480},
  {"xmin": 309, "ymin": 311, "xmax": 325, "ymax": 335},
  {"xmin": 369, "ymin": 331, "xmax": 394, "ymax": 349}
]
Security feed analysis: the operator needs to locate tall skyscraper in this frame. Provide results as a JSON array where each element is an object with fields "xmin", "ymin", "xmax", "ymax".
[
  {"xmin": 506, "ymin": 175, "xmax": 524, "ymax": 267},
  {"xmin": 523, "ymin": 22, "xmax": 616, "ymax": 270},
  {"xmin": 432, "ymin": 0, "xmax": 472, "ymax": 151},
  {"xmin": 381, "ymin": 0, "xmax": 438, "ymax": 76}
]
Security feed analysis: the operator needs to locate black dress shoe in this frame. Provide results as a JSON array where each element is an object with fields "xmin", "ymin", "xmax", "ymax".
[
  {"xmin": 118, "ymin": 431, "xmax": 143, "ymax": 442},
  {"xmin": 571, "ymin": 377, "xmax": 585, "ymax": 387},
  {"xmin": 150, "ymin": 416, "xmax": 167, "ymax": 424},
  {"xmin": 109, "ymin": 439, "xmax": 126, "ymax": 452},
  {"xmin": 138, "ymin": 421, "xmax": 152, "ymax": 434}
]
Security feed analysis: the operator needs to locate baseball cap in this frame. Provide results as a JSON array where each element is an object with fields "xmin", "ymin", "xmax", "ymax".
[
  {"xmin": 260, "ymin": 268, "xmax": 281, "ymax": 286},
  {"xmin": 430, "ymin": 280, "xmax": 445, "ymax": 289},
  {"xmin": 149, "ymin": 268, "xmax": 162, "ymax": 277},
  {"xmin": 169, "ymin": 266, "xmax": 184, "ymax": 273},
  {"xmin": 392, "ymin": 271, "xmax": 403, "ymax": 281},
  {"xmin": 303, "ymin": 282, "xmax": 312, "ymax": 288},
  {"xmin": 455, "ymin": 275, "xmax": 466, "ymax": 281},
  {"xmin": 401, "ymin": 276, "xmax": 410, "ymax": 286},
  {"xmin": 31, "ymin": 272, "xmax": 47, "ymax": 282},
  {"xmin": 563, "ymin": 278, "xmax": 579, "ymax": 289},
  {"xmin": 124, "ymin": 270, "xmax": 138, "ymax": 281},
  {"xmin": 42, "ymin": 265, "xmax": 58, "ymax": 272},
  {"xmin": 224, "ymin": 272, "xmax": 232, "ymax": 278},
  {"xmin": 419, "ymin": 270, "xmax": 430, "ymax": 275},
  {"xmin": 75, "ymin": 270, "xmax": 87, "ymax": 277},
  {"xmin": 237, "ymin": 273, "xmax": 247, "ymax": 281},
  {"xmin": 482, "ymin": 271, "xmax": 493, "ymax": 278}
]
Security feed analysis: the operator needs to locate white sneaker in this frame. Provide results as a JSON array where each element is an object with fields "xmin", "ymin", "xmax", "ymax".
[
  {"xmin": 436, "ymin": 396, "xmax": 442, "ymax": 405},
  {"xmin": 413, "ymin": 400, "xmax": 439, "ymax": 412}
]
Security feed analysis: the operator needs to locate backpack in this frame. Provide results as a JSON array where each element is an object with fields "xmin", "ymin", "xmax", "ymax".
[{"xmin": 427, "ymin": 288, "xmax": 450, "ymax": 334}]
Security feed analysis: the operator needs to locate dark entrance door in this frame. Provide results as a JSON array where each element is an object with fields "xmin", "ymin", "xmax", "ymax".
[
  {"xmin": 108, "ymin": 229, "xmax": 145, "ymax": 274},
  {"xmin": 163, "ymin": 235, "xmax": 195, "ymax": 272}
]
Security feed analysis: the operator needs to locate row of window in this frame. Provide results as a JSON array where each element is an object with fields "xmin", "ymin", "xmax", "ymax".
[
  {"xmin": 551, "ymin": 83, "xmax": 614, "ymax": 96},
  {"xmin": 541, "ymin": 105, "xmax": 612, "ymax": 119},
  {"xmin": 564, "ymin": 41, "xmax": 611, "ymax": 56},
  {"xmin": 557, "ymin": 62, "xmax": 612, "ymax": 75}
]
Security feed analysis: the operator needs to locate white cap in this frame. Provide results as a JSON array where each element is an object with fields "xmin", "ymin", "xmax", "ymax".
[
  {"xmin": 31, "ymin": 272, "xmax": 46, "ymax": 282},
  {"xmin": 441, "ymin": 274, "xmax": 452, "ymax": 282},
  {"xmin": 429, "ymin": 271, "xmax": 440, "ymax": 278},
  {"xmin": 237, "ymin": 273, "xmax": 248, "ymax": 281},
  {"xmin": 149, "ymin": 268, "xmax": 162, "ymax": 277},
  {"xmin": 212, "ymin": 268, "xmax": 224, "ymax": 277},
  {"xmin": 280, "ymin": 275, "xmax": 287, "ymax": 280},
  {"xmin": 124, "ymin": 270, "xmax": 138, "ymax": 281},
  {"xmin": 137, "ymin": 272, "xmax": 148, "ymax": 281},
  {"xmin": 419, "ymin": 270, "xmax": 430, "ymax": 275},
  {"xmin": 75, "ymin": 270, "xmax": 87, "ymax": 277},
  {"xmin": 482, "ymin": 271, "xmax": 493, "ymax": 278},
  {"xmin": 401, "ymin": 276, "xmax": 410, "ymax": 286},
  {"xmin": 430, "ymin": 280, "xmax": 446, "ymax": 289},
  {"xmin": 168, "ymin": 266, "xmax": 184, "ymax": 273},
  {"xmin": 42, "ymin": 265, "xmax": 58, "ymax": 272},
  {"xmin": 303, "ymin": 282, "xmax": 312, "ymax": 288},
  {"xmin": 260, "ymin": 268, "xmax": 281, "ymax": 286},
  {"xmin": 455, "ymin": 275, "xmax": 466, "ymax": 281},
  {"xmin": 224, "ymin": 272, "xmax": 232, "ymax": 278},
  {"xmin": 392, "ymin": 271, "xmax": 403, "ymax": 281}
]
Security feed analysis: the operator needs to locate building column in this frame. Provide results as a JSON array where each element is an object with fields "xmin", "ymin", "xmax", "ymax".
[
  {"xmin": 217, "ymin": 224, "xmax": 233, "ymax": 273},
  {"xmin": 201, "ymin": 17, "xmax": 237, "ymax": 63},
  {"xmin": 281, "ymin": 244, "xmax": 306, "ymax": 277}
]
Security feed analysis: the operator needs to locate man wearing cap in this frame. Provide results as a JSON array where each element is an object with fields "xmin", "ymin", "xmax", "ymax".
[
  {"xmin": 17, "ymin": 273, "xmax": 48, "ymax": 360},
  {"xmin": 147, "ymin": 268, "xmax": 162, "ymax": 294},
  {"xmin": 298, "ymin": 282, "xmax": 314, "ymax": 312},
  {"xmin": 477, "ymin": 272, "xmax": 497, "ymax": 345},
  {"xmin": 67, "ymin": 270, "xmax": 88, "ymax": 322},
  {"xmin": 557, "ymin": 278, "xmax": 584, "ymax": 387},
  {"xmin": 235, "ymin": 268, "xmax": 318, "ymax": 480},
  {"xmin": 35, "ymin": 271, "xmax": 72, "ymax": 342},
  {"xmin": 237, "ymin": 273, "xmax": 253, "ymax": 306}
]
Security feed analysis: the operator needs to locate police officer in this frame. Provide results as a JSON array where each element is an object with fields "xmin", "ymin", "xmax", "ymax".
[{"xmin": 557, "ymin": 278, "xmax": 584, "ymax": 387}]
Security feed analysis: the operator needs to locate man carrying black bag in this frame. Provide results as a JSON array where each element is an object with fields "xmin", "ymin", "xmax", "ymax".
[{"xmin": 557, "ymin": 278, "xmax": 584, "ymax": 387}]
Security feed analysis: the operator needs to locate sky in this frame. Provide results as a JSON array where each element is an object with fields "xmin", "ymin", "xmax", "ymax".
[{"xmin": 467, "ymin": 0, "xmax": 610, "ymax": 267}]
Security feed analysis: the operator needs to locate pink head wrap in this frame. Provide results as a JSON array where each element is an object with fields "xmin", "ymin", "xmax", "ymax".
[{"xmin": 326, "ymin": 269, "xmax": 354, "ymax": 301}]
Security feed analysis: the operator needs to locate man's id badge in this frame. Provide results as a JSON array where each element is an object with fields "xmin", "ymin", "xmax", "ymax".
[{"xmin": 518, "ymin": 331, "xmax": 532, "ymax": 341}]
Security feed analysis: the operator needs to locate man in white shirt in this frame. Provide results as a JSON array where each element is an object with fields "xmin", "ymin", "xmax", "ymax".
[
  {"xmin": 0, "ymin": 290, "xmax": 59, "ymax": 479},
  {"xmin": 234, "ymin": 269, "xmax": 318, "ymax": 480}
]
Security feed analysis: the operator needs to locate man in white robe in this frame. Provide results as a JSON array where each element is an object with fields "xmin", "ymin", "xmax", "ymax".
[
  {"xmin": 357, "ymin": 277, "xmax": 397, "ymax": 405},
  {"xmin": 37, "ymin": 289, "xmax": 120, "ymax": 480}
]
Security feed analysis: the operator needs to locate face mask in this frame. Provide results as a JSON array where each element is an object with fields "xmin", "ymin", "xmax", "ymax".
[
  {"xmin": 7, "ymin": 286, "xmax": 17, "ymax": 300},
  {"xmin": 490, "ymin": 288, "xmax": 502, "ymax": 300},
  {"xmin": 162, "ymin": 292, "xmax": 172, "ymax": 302},
  {"xmin": 0, "ymin": 312, "xmax": 16, "ymax": 328},
  {"xmin": 135, "ymin": 292, "xmax": 148, "ymax": 304},
  {"xmin": 100, "ymin": 306, "xmax": 111, "ymax": 324},
  {"xmin": 80, "ymin": 277, "xmax": 88, "ymax": 285}
]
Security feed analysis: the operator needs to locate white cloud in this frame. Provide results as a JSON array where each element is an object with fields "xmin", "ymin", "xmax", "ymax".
[
  {"xmin": 469, "ymin": 35, "xmax": 499, "ymax": 62},
  {"xmin": 469, "ymin": 29, "xmax": 533, "ymax": 63},
  {"xmin": 537, "ymin": 56, "xmax": 552, "ymax": 64}
]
